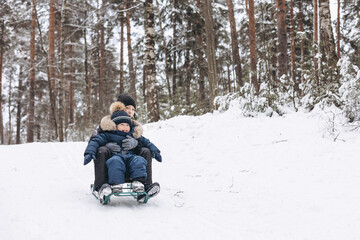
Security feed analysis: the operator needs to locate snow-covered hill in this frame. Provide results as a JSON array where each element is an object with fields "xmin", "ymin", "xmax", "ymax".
[{"xmin": 1, "ymin": 107, "xmax": 360, "ymax": 240}]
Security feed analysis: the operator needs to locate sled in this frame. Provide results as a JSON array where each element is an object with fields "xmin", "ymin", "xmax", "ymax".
[{"xmin": 90, "ymin": 183, "xmax": 149, "ymax": 205}]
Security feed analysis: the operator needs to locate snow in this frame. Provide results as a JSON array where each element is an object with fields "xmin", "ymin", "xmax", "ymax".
[{"xmin": 1, "ymin": 107, "xmax": 360, "ymax": 240}]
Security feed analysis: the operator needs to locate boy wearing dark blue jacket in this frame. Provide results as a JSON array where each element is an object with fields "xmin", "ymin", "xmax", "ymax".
[{"xmin": 84, "ymin": 102, "xmax": 160, "ymax": 200}]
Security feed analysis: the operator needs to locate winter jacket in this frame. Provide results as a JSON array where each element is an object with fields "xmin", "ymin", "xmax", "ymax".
[{"xmin": 84, "ymin": 110, "xmax": 161, "ymax": 165}]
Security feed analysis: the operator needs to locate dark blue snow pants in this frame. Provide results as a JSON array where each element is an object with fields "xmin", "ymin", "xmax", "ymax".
[{"xmin": 106, "ymin": 153, "xmax": 147, "ymax": 184}]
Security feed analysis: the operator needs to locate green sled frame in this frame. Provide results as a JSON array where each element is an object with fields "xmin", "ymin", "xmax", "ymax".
[{"xmin": 90, "ymin": 183, "xmax": 149, "ymax": 205}]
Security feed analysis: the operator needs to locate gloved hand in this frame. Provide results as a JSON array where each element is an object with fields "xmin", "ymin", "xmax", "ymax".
[
  {"xmin": 105, "ymin": 142, "xmax": 121, "ymax": 154},
  {"xmin": 84, "ymin": 154, "xmax": 96, "ymax": 165},
  {"xmin": 153, "ymin": 151, "xmax": 162, "ymax": 162},
  {"xmin": 122, "ymin": 135, "xmax": 138, "ymax": 151}
]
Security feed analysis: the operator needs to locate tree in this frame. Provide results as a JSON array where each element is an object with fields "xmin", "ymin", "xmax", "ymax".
[
  {"xmin": 203, "ymin": 0, "xmax": 217, "ymax": 110},
  {"xmin": 144, "ymin": 0, "xmax": 159, "ymax": 122},
  {"xmin": 48, "ymin": 0, "xmax": 58, "ymax": 140},
  {"xmin": 99, "ymin": 0, "xmax": 105, "ymax": 111},
  {"xmin": 27, "ymin": 0, "xmax": 37, "ymax": 143},
  {"xmin": 125, "ymin": 0, "xmax": 137, "ymax": 102},
  {"xmin": 276, "ymin": 0, "xmax": 288, "ymax": 80},
  {"xmin": 248, "ymin": 0, "xmax": 259, "ymax": 93},
  {"xmin": 226, "ymin": 0, "xmax": 242, "ymax": 88},
  {"xmin": 314, "ymin": 0, "xmax": 319, "ymax": 83},
  {"xmin": 319, "ymin": 0, "xmax": 338, "ymax": 83},
  {"xmin": 290, "ymin": 0, "xmax": 297, "ymax": 87},
  {"xmin": 0, "ymin": 20, "xmax": 4, "ymax": 144}
]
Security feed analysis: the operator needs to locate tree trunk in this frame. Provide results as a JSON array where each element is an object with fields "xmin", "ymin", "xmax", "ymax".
[
  {"xmin": 195, "ymin": 0, "xmax": 206, "ymax": 107},
  {"xmin": 126, "ymin": 0, "xmax": 137, "ymax": 102},
  {"xmin": 314, "ymin": 0, "xmax": 319, "ymax": 83},
  {"xmin": 0, "ymin": 21, "xmax": 5, "ymax": 144},
  {"xmin": 58, "ymin": 0, "xmax": 67, "ymax": 142},
  {"xmin": 48, "ymin": 0, "xmax": 58, "ymax": 140},
  {"xmin": 155, "ymin": 0, "xmax": 171, "ymax": 100},
  {"xmin": 144, "ymin": 0, "xmax": 159, "ymax": 122},
  {"xmin": 84, "ymin": 0, "xmax": 92, "ymax": 124},
  {"xmin": 319, "ymin": 0, "xmax": 338, "ymax": 82},
  {"xmin": 203, "ymin": 0, "xmax": 217, "ymax": 110},
  {"xmin": 248, "ymin": 0, "xmax": 259, "ymax": 93},
  {"xmin": 299, "ymin": 0, "xmax": 305, "ymax": 84},
  {"xmin": 290, "ymin": 0, "xmax": 297, "ymax": 88},
  {"xmin": 276, "ymin": 0, "xmax": 288, "ymax": 80},
  {"xmin": 27, "ymin": 0, "xmax": 37, "ymax": 142},
  {"xmin": 16, "ymin": 66, "xmax": 23, "ymax": 144},
  {"xmin": 172, "ymin": 0, "xmax": 177, "ymax": 98},
  {"xmin": 99, "ymin": 0, "xmax": 105, "ymax": 111},
  {"xmin": 336, "ymin": 0, "xmax": 341, "ymax": 58},
  {"xmin": 185, "ymin": 12, "xmax": 191, "ymax": 106},
  {"xmin": 226, "ymin": 0, "xmax": 243, "ymax": 88},
  {"xmin": 119, "ymin": 3, "xmax": 125, "ymax": 94}
]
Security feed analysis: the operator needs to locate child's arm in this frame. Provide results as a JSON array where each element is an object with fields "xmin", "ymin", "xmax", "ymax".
[
  {"xmin": 83, "ymin": 133, "xmax": 109, "ymax": 165},
  {"xmin": 138, "ymin": 136, "xmax": 162, "ymax": 162}
]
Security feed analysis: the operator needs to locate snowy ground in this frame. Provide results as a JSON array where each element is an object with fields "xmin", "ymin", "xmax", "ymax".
[{"xmin": 1, "ymin": 106, "xmax": 360, "ymax": 240}]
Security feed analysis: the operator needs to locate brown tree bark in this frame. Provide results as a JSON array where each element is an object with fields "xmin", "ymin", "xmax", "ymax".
[
  {"xmin": 0, "ymin": 21, "xmax": 3, "ymax": 144},
  {"xmin": 184, "ymin": 12, "xmax": 191, "ymax": 106},
  {"xmin": 84, "ymin": 0, "xmax": 92, "ymax": 123},
  {"xmin": 48, "ymin": 0, "xmax": 58, "ymax": 140},
  {"xmin": 27, "ymin": 0, "xmax": 37, "ymax": 143},
  {"xmin": 314, "ymin": 0, "xmax": 319, "ymax": 83},
  {"xmin": 290, "ymin": 0, "xmax": 297, "ymax": 86},
  {"xmin": 336, "ymin": 0, "xmax": 341, "ymax": 58},
  {"xmin": 226, "ymin": 0, "xmax": 243, "ymax": 88},
  {"xmin": 276, "ymin": 0, "xmax": 288, "ymax": 80},
  {"xmin": 125, "ymin": 0, "xmax": 137, "ymax": 102},
  {"xmin": 119, "ymin": 3, "xmax": 125, "ymax": 94},
  {"xmin": 99, "ymin": 0, "xmax": 105, "ymax": 111},
  {"xmin": 203, "ymin": 0, "xmax": 217, "ymax": 110},
  {"xmin": 172, "ymin": 0, "xmax": 177, "ymax": 97},
  {"xmin": 248, "ymin": 0, "xmax": 259, "ymax": 93},
  {"xmin": 195, "ymin": 0, "xmax": 206, "ymax": 107},
  {"xmin": 299, "ymin": 0, "xmax": 305, "ymax": 84},
  {"xmin": 16, "ymin": 66, "xmax": 23, "ymax": 144},
  {"xmin": 144, "ymin": 0, "xmax": 159, "ymax": 122}
]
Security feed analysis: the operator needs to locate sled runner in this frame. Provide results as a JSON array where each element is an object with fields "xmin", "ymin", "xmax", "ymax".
[{"xmin": 90, "ymin": 183, "xmax": 149, "ymax": 205}]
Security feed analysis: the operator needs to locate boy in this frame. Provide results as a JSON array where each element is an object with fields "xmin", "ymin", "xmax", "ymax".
[{"xmin": 84, "ymin": 102, "xmax": 158, "ymax": 201}]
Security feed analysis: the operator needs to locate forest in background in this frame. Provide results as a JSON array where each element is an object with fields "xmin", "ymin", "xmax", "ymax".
[{"xmin": 0, "ymin": 0, "xmax": 359, "ymax": 144}]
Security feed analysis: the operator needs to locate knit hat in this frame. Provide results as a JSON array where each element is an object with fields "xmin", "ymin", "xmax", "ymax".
[
  {"xmin": 117, "ymin": 94, "xmax": 136, "ymax": 109},
  {"xmin": 111, "ymin": 110, "xmax": 132, "ymax": 126}
]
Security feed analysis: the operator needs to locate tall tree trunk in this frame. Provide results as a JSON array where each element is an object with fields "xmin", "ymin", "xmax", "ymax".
[
  {"xmin": 336, "ymin": 0, "xmax": 341, "ymax": 58},
  {"xmin": 119, "ymin": 3, "xmax": 125, "ymax": 94},
  {"xmin": 99, "ymin": 0, "xmax": 105, "ymax": 111},
  {"xmin": 276, "ymin": 0, "xmax": 288, "ymax": 80},
  {"xmin": 27, "ymin": 0, "xmax": 37, "ymax": 142},
  {"xmin": 155, "ymin": 0, "xmax": 171, "ymax": 99},
  {"xmin": 314, "ymin": 0, "xmax": 319, "ymax": 83},
  {"xmin": 126, "ymin": 0, "xmax": 137, "ymax": 102},
  {"xmin": 0, "ymin": 20, "xmax": 5, "ymax": 144},
  {"xmin": 7, "ymin": 76, "xmax": 12, "ymax": 144},
  {"xmin": 144, "ymin": 0, "xmax": 159, "ymax": 122},
  {"xmin": 48, "ymin": 0, "xmax": 58, "ymax": 140},
  {"xmin": 299, "ymin": 0, "xmax": 305, "ymax": 84},
  {"xmin": 226, "ymin": 0, "xmax": 243, "ymax": 88},
  {"xmin": 319, "ymin": 0, "xmax": 338, "ymax": 82},
  {"xmin": 68, "ymin": 39, "xmax": 74, "ymax": 125},
  {"xmin": 203, "ymin": 0, "xmax": 217, "ymax": 110},
  {"xmin": 248, "ymin": 0, "xmax": 259, "ymax": 93},
  {"xmin": 16, "ymin": 66, "xmax": 23, "ymax": 144},
  {"xmin": 184, "ymin": 11, "xmax": 191, "ymax": 106},
  {"xmin": 290, "ymin": 0, "xmax": 297, "ymax": 88},
  {"xmin": 195, "ymin": 0, "xmax": 206, "ymax": 107},
  {"xmin": 84, "ymin": 0, "xmax": 92, "ymax": 124},
  {"xmin": 58, "ymin": 0, "xmax": 67, "ymax": 142},
  {"xmin": 172, "ymin": 0, "xmax": 177, "ymax": 98}
]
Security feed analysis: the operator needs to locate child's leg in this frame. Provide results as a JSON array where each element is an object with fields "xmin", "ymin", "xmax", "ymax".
[
  {"xmin": 106, "ymin": 155, "xmax": 126, "ymax": 184},
  {"xmin": 94, "ymin": 146, "xmax": 112, "ymax": 191},
  {"xmin": 127, "ymin": 155, "xmax": 147, "ymax": 181},
  {"xmin": 136, "ymin": 147, "xmax": 153, "ymax": 185}
]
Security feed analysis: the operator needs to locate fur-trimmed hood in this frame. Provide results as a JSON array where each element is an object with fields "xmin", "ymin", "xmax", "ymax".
[{"xmin": 99, "ymin": 101, "xmax": 143, "ymax": 139}]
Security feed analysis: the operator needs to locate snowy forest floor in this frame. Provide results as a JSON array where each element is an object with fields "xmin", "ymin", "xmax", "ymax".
[{"xmin": 1, "ymin": 106, "xmax": 360, "ymax": 240}]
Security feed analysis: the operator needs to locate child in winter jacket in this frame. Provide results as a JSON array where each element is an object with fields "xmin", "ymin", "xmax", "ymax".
[{"xmin": 84, "ymin": 102, "xmax": 160, "ymax": 195}]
